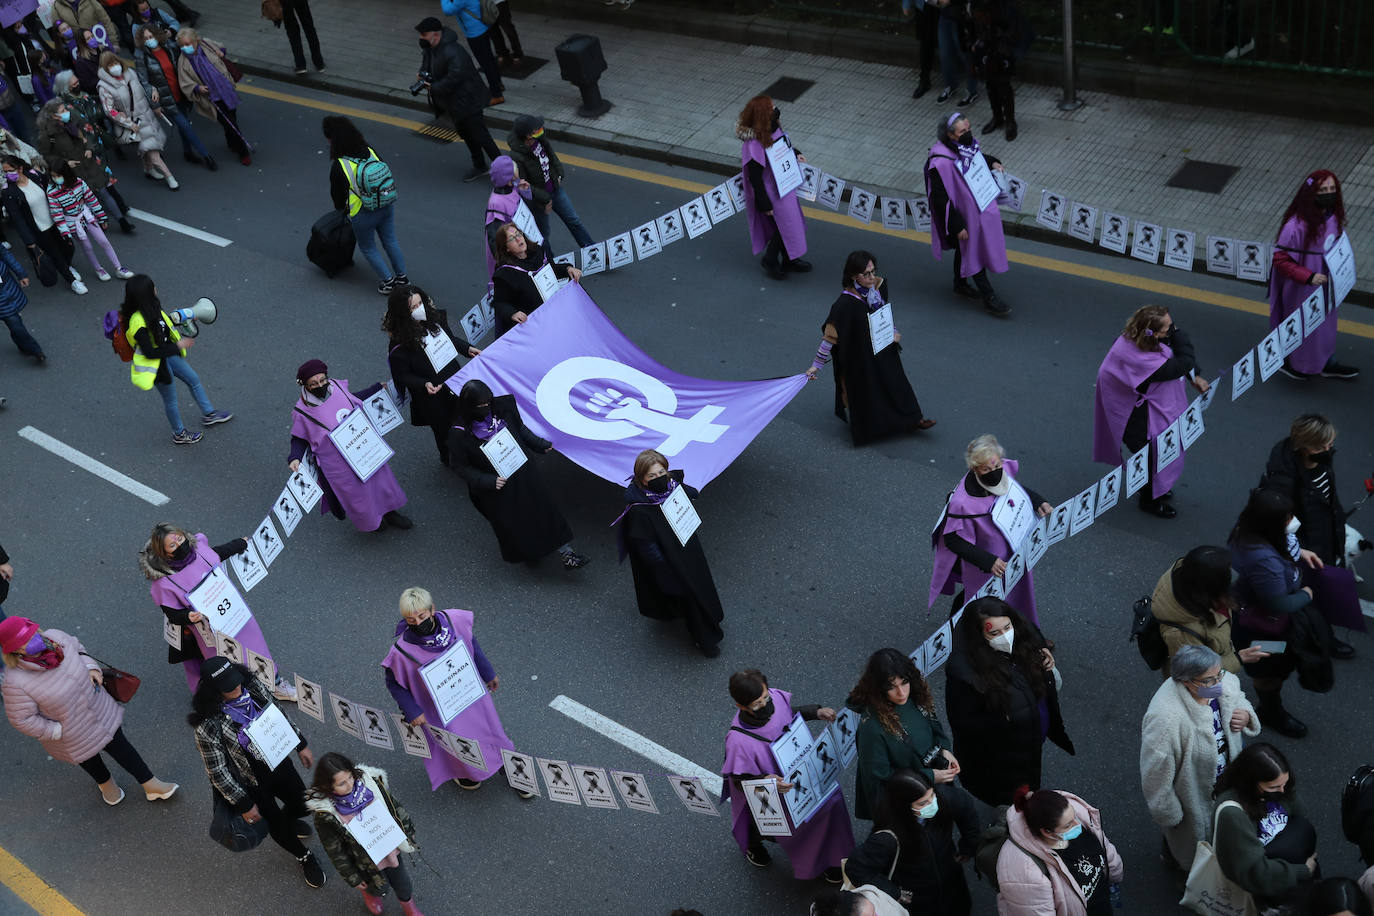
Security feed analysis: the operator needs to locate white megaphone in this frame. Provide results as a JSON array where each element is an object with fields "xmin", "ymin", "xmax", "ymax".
[{"xmin": 167, "ymin": 298, "xmax": 217, "ymax": 337}]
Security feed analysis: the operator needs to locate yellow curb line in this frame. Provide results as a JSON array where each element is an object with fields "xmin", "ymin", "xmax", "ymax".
[{"xmin": 0, "ymin": 845, "xmax": 86, "ymax": 916}]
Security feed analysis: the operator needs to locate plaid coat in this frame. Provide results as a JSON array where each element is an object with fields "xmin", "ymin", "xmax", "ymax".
[{"xmin": 192, "ymin": 676, "xmax": 305, "ymax": 811}]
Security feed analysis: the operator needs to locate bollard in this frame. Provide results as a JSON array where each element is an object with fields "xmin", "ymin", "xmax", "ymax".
[
  {"xmin": 1058, "ymin": 0, "xmax": 1084, "ymax": 111},
  {"xmin": 555, "ymin": 34, "xmax": 614, "ymax": 117}
]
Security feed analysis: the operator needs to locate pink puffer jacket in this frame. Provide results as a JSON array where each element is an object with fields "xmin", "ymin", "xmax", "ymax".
[
  {"xmin": 996, "ymin": 791, "xmax": 1124, "ymax": 916},
  {"xmin": 3, "ymin": 629, "xmax": 124, "ymax": 764}
]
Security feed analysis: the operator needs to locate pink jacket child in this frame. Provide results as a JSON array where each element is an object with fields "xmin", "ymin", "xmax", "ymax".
[{"xmin": 996, "ymin": 789, "xmax": 1124, "ymax": 916}]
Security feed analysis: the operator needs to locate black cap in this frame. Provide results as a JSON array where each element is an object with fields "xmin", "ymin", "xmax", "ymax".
[
  {"xmin": 513, "ymin": 114, "xmax": 544, "ymax": 139},
  {"xmin": 204, "ymin": 656, "xmax": 244, "ymax": 692},
  {"xmin": 415, "ymin": 16, "xmax": 443, "ymax": 33}
]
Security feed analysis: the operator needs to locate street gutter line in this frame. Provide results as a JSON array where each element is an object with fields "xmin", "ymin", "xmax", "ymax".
[
  {"xmin": 0, "ymin": 844, "xmax": 86, "ymax": 916},
  {"xmin": 17, "ymin": 427, "xmax": 170, "ymax": 507},
  {"xmin": 126, "ymin": 209, "xmax": 233, "ymax": 248},
  {"xmin": 549, "ymin": 695, "xmax": 724, "ymax": 797}
]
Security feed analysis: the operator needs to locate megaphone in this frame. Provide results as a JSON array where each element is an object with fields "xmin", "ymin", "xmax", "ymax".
[{"xmin": 168, "ymin": 298, "xmax": 217, "ymax": 338}]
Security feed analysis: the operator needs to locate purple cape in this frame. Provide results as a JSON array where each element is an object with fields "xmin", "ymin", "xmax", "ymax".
[
  {"xmin": 741, "ymin": 130, "xmax": 807, "ymax": 260},
  {"xmin": 1269, "ymin": 213, "xmax": 1340, "ymax": 374},
  {"xmin": 1092, "ymin": 337, "xmax": 1187, "ymax": 499},
  {"xmin": 925, "ymin": 143, "xmax": 1008, "ymax": 277},
  {"xmin": 289, "ymin": 378, "xmax": 407, "ymax": 532},
  {"xmin": 148, "ymin": 532, "xmax": 277, "ymax": 692},
  {"xmin": 928, "ymin": 459, "xmax": 1038, "ymax": 624},
  {"xmin": 484, "ymin": 188, "xmax": 524, "ymax": 278},
  {"xmin": 720, "ymin": 688, "xmax": 854, "ymax": 880},
  {"xmin": 380, "ymin": 608, "xmax": 515, "ymax": 790}
]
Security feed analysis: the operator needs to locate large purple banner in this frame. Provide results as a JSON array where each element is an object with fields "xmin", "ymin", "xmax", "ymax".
[
  {"xmin": 0, "ymin": 0, "xmax": 37, "ymax": 28},
  {"xmin": 449, "ymin": 284, "xmax": 806, "ymax": 488}
]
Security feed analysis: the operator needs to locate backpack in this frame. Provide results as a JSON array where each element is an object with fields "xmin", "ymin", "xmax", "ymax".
[
  {"xmin": 480, "ymin": 0, "xmax": 501, "ymax": 25},
  {"xmin": 972, "ymin": 805, "xmax": 1049, "ymax": 892},
  {"xmin": 1130, "ymin": 595, "xmax": 1206, "ymax": 670},
  {"xmin": 1342, "ymin": 764, "xmax": 1374, "ymax": 859},
  {"xmin": 102, "ymin": 309, "xmax": 134, "ymax": 362},
  {"xmin": 346, "ymin": 154, "xmax": 397, "ymax": 211}
]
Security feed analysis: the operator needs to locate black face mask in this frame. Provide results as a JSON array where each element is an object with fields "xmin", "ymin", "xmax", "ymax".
[
  {"xmin": 1259, "ymin": 790, "xmax": 1285, "ymax": 803},
  {"xmin": 417, "ymin": 38, "xmax": 430, "ymax": 51},
  {"xmin": 1312, "ymin": 449, "xmax": 1333, "ymax": 463},
  {"xmin": 645, "ymin": 476, "xmax": 671, "ymax": 494},
  {"xmin": 740, "ymin": 698, "xmax": 774, "ymax": 727},
  {"xmin": 977, "ymin": 466, "xmax": 1004, "ymax": 488},
  {"xmin": 957, "ymin": 131, "xmax": 976, "ymax": 147},
  {"xmin": 465, "ymin": 402, "xmax": 492, "ymax": 422},
  {"xmin": 306, "ymin": 383, "xmax": 330, "ymax": 400},
  {"xmin": 408, "ymin": 617, "xmax": 439, "ymax": 636},
  {"xmin": 171, "ymin": 539, "xmax": 193, "ymax": 562},
  {"xmin": 1315, "ymin": 191, "xmax": 1338, "ymax": 210}
]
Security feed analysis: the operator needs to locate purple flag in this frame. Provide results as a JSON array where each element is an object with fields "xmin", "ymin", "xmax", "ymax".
[
  {"xmin": 449, "ymin": 285, "xmax": 806, "ymax": 488},
  {"xmin": 1304, "ymin": 565, "xmax": 1368, "ymax": 633},
  {"xmin": 0, "ymin": 0, "xmax": 37, "ymax": 29}
]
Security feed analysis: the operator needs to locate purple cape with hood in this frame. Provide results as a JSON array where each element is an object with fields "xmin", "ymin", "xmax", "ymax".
[
  {"xmin": 740, "ymin": 129, "xmax": 807, "ymax": 261},
  {"xmin": 1269, "ymin": 212, "xmax": 1340, "ymax": 374},
  {"xmin": 484, "ymin": 155, "xmax": 531, "ymax": 279},
  {"xmin": 925, "ymin": 141, "xmax": 1008, "ymax": 277},
  {"xmin": 1092, "ymin": 337, "xmax": 1187, "ymax": 499}
]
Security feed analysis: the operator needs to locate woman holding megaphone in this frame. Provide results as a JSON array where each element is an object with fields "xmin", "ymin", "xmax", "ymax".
[{"xmin": 119, "ymin": 274, "xmax": 233, "ymax": 445}]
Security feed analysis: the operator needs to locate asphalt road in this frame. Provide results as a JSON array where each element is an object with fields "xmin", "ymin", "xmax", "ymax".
[{"xmin": 0, "ymin": 78, "xmax": 1371, "ymax": 916}]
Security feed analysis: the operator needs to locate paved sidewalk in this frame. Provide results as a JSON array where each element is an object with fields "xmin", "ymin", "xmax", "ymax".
[{"xmin": 209, "ymin": 0, "xmax": 1374, "ymax": 294}]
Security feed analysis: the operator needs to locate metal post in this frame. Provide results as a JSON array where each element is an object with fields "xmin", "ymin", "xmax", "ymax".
[{"xmin": 1058, "ymin": 0, "xmax": 1084, "ymax": 111}]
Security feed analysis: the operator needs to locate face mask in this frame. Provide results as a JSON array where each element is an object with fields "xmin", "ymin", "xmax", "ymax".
[
  {"xmin": 740, "ymin": 698, "xmax": 774, "ymax": 726},
  {"xmin": 306, "ymin": 383, "xmax": 330, "ymax": 400},
  {"xmin": 86, "ymin": 38, "xmax": 100, "ymax": 50},
  {"xmin": 145, "ymin": 38, "xmax": 159, "ymax": 49},
  {"xmin": 171, "ymin": 539, "xmax": 193, "ymax": 562},
  {"xmin": 988, "ymin": 630, "xmax": 1015, "ymax": 654},
  {"xmin": 915, "ymin": 798, "xmax": 940, "ymax": 820},
  {"xmin": 977, "ymin": 466, "xmax": 1003, "ymax": 488},
  {"xmin": 408, "ymin": 617, "xmax": 439, "ymax": 636},
  {"xmin": 1315, "ymin": 192, "xmax": 1337, "ymax": 210},
  {"xmin": 181, "ymin": 45, "xmax": 195, "ymax": 55},
  {"xmin": 1193, "ymin": 682, "xmax": 1224, "ymax": 699},
  {"xmin": 1259, "ymin": 790, "xmax": 1285, "ymax": 803},
  {"xmin": 22, "ymin": 633, "xmax": 47, "ymax": 656},
  {"xmin": 108, "ymin": 64, "xmax": 122, "ymax": 77},
  {"xmin": 1285, "ymin": 517, "xmax": 1301, "ymax": 535},
  {"xmin": 645, "ymin": 476, "xmax": 671, "ymax": 495},
  {"xmin": 60, "ymin": 28, "xmax": 73, "ymax": 39},
  {"xmin": 3, "ymin": 172, "xmax": 17, "ymax": 183},
  {"xmin": 1058, "ymin": 823, "xmax": 1084, "ymax": 842},
  {"xmin": 957, "ymin": 131, "xmax": 975, "ymax": 147},
  {"xmin": 53, "ymin": 175, "xmax": 64, "ymax": 185},
  {"xmin": 1312, "ymin": 449, "xmax": 1333, "ymax": 463},
  {"xmin": 410, "ymin": 305, "xmax": 426, "ymax": 321},
  {"xmin": 138, "ymin": 7, "xmax": 152, "ymax": 18},
  {"xmin": 417, "ymin": 38, "xmax": 429, "ymax": 51},
  {"xmin": 58, "ymin": 110, "xmax": 71, "ymax": 123}
]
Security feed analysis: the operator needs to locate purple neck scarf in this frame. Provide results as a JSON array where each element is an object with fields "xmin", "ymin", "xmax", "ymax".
[
  {"xmin": 956, "ymin": 135, "xmax": 982, "ymax": 174},
  {"xmin": 469, "ymin": 414, "xmax": 506, "ymax": 442},
  {"xmin": 332, "ymin": 777, "xmax": 375, "ymax": 817},
  {"xmin": 844, "ymin": 284, "xmax": 885, "ymax": 311},
  {"xmin": 611, "ymin": 478, "xmax": 676, "ymax": 527},
  {"xmin": 189, "ymin": 44, "xmax": 239, "ymax": 109},
  {"xmin": 407, "ymin": 610, "xmax": 455, "ymax": 651},
  {"xmin": 221, "ymin": 691, "xmax": 261, "ymax": 750}
]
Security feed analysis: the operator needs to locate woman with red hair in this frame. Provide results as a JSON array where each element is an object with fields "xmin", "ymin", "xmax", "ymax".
[
  {"xmin": 1270, "ymin": 170, "xmax": 1356, "ymax": 380},
  {"xmin": 735, "ymin": 95, "xmax": 809, "ymax": 280}
]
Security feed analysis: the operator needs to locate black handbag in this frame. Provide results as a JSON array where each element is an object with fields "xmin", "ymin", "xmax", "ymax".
[
  {"xmin": 30, "ymin": 246, "xmax": 59, "ymax": 287},
  {"xmin": 209, "ymin": 791, "xmax": 271, "ymax": 852}
]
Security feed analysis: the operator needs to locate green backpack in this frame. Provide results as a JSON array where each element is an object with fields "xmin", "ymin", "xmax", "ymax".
[{"xmin": 347, "ymin": 153, "xmax": 397, "ymax": 211}]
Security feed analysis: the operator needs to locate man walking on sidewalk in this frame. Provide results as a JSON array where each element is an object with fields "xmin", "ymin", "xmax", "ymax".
[{"xmin": 416, "ymin": 17, "xmax": 499, "ymax": 183}]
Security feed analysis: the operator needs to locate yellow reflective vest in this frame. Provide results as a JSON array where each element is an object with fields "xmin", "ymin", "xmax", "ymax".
[
  {"xmin": 338, "ymin": 148, "xmax": 380, "ymax": 218},
  {"xmin": 124, "ymin": 309, "xmax": 180, "ymax": 390}
]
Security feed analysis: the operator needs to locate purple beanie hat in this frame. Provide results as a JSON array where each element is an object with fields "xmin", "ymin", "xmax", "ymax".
[{"xmin": 490, "ymin": 155, "xmax": 516, "ymax": 188}]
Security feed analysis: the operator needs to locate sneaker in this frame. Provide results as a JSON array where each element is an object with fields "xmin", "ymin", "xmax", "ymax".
[
  {"xmin": 936, "ymin": 87, "xmax": 954, "ymax": 103},
  {"xmin": 100, "ymin": 782, "xmax": 126, "ymax": 806},
  {"xmin": 561, "ymin": 550, "xmax": 590, "ymax": 570},
  {"xmin": 202, "ymin": 410, "xmax": 234, "ymax": 426},
  {"xmin": 393, "ymin": 273, "xmax": 409, "ymax": 287},
  {"xmin": 378, "ymin": 276, "xmax": 398, "ymax": 294},
  {"xmin": 294, "ymin": 66, "xmax": 307, "ymax": 75},
  {"xmin": 294, "ymin": 820, "xmax": 314, "ymax": 838},
  {"xmin": 95, "ymin": 268, "xmax": 112, "ymax": 281},
  {"xmin": 983, "ymin": 296, "xmax": 1012, "ymax": 317},
  {"xmin": 746, "ymin": 846, "xmax": 772, "ymax": 868},
  {"xmin": 143, "ymin": 778, "xmax": 179, "ymax": 801},
  {"xmin": 299, "ymin": 852, "xmax": 326, "ymax": 889},
  {"xmin": 463, "ymin": 165, "xmax": 489, "ymax": 182},
  {"xmin": 959, "ymin": 91, "xmax": 980, "ymax": 106},
  {"xmin": 1223, "ymin": 38, "xmax": 1255, "ymax": 59},
  {"xmin": 1277, "ymin": 361, "xmax": 1312, "ymax": 381},
  {"xmin": 383, "ymin": 510, "xmax": 414, "ymax": 530},
  {"xmin": 172, "ymin": 429, "xmax": 203, "ymax": 445},
  {"xmin": 71, "ymin": 279, "xmax": 89, "ymax": 295},
  {"xmin": 514, "ymin": 788, "xmax": 535, "ymax": 800},
  {"xmin": 1319, "ymin": 360, "xmax": 1359, "ymax": 380},
  {"xmin": 271, "ymin": 680, "xmax": 298, "ymax": 702},
  {"xmin": 456, "ymin": 778, "xmax": 482, "ymax": 790},
  {"xmin": 69, "ymin": 267, "xmax": 82, "ymax": 282},
  {"xmin": 115, "ymin": 268, "xmax": 135, "ymax": 279}
]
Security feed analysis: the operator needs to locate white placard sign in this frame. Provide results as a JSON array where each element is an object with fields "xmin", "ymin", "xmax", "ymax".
[
  {"xmin": 908, "ymin": 642, "xmax": 930, "ymax": 677},
  {"xmin": 1003, "ymin": 552, "xmax": 1026, "ymax": 594},
  {"xmin": 192, "ymin": 617, "xmax": 215, "ymax": 650},
  {"xmin": 531, "ymin": 263, "xmax": 560, "ymax": 302},
  {"xmin": 1301, "ymin": 288, "xmax": 1326, "ymax": 337},
  {"xmin": 830, "ymin": 708, "xmax": 860, "ymax": 769},
  {"xmin": 1180, "ymin": 400, "xmax": 1205, "ymax": 449},
  {"xmin": 705, "ymin": 184, "xmax": 736, "ymax": 224},
  {"xmin": 1036, "ymin": 190, "xmax": 1066, "ymax": 232},
  {"xmin": 611, "ymin": 771, "xmax": 659, "ymax": 814},
  {"xmin": 421, "ymin": 329, "xmax": 460, "ymax": 376},
  {"xmin": 1206, "ymin": 236, "xmax": 1236, "ymax": 274},
  {"xmin": 991, "ymin": 479, "xmax": 1035, "ymax": 553},
  {"xmin": 358, "ymin": 704, "xmax": 395, "ymax": 751},
  {"xmin": 1231, "ymin": 349, "xmax": 1256, "ymax": 401},
  {"xmin": 1155, "ymin": 418, "xmax": 1182, "ymax": 472},
  {"xmin": 1095, "ymin": 467, "xmax": 1122, "ymax": 516},
  {"xmin": 1278, "ymin": 310, "xmax": 1304, "ymax": 356},
  {"xmin": 553, "ymin": 251, "xmax": 575, "ymax": 269},
  {"xmin": 1256, "ymin": 328, "xmax": 1284, "ymax": 381},
  {"xmin": 867, "ymin": 303, "xmax": 895, "ymax": 354},
  {"xmin": 606, "ymin": 233, "xmax": 635, "ymax": 269},
  {"xmin": 294, "ymin": 674, "xmax": 326, "ymax": 722},
  {"xmin": 670, "ymin": 776, "xmax": 719, "ymax": 816},
  {"xmin": 574, "ymin": 765, "xmax": 620, "ymax": 810},
  {"xmin": 742, "ymin": 778, "xmax": 791, "ymax": 836},
  {"xmin": 579, "ymin": 242, "xmax": 606, "ymax": 276},
  {"xmin": 959, "ymin": 156, "xmax": 999, "ymax": 212},
  {"xmin": 880, "ymin": 197, "xmax": 907, "ymax": 230},
  {"xmin": 272, "ymin": 486, "xmax": 303, "ymax": 536},
  {"xmin": 923, "ymin": 620, "xmax": 953, "ymax": 672},
  {"xmin": 419, "ymin": 638, "xmax": 486, "ymax": 725},
  {"xmin": 847, "ymin": 186, "xmax": 877, "ymax": 223},
  {"xmin": 230, "ymin": 538, "xmax": 267, "ymax": 592},
  {"xmin": 1099, "ymin": 213, "xmax": 1129, "ymax": 254},
  {"xmin": 908, "ymin": 197, "xmax": 931, "ymax": 231},
  {"xmin": 1124, "ymin": 446, "xmax": 1151, "ymax": 498},
  {"xmin": 1236, "ymin": 241, "xmax": 1267, "ymax": 281},
  {"xmin": 1024, "ymin": 517, "xmax": 1049, "ymax": 568},
  {"xmin": 726, "ymin": 174, "xmax": 747, "ymax": 210},
  {"xmin": 537, "ymin": 758, "xmax": 582, "ymax": 805},
  {"xmin": 1164, "ymin": 229, "xmax": 1195, "ymax": 270},
  {"xmin": 1067, "ymin": 203, "xmax": 1097, "ymax": 243},
  {"xmin": 330, "ymin": 694, "xmax": 364, "ymax": 740},
  {"xmin": 288, "ymin": 466, "xmax": 323, "ymax": 513},
  {"xmin": 460, "ymin": 294, "xmax": 496, "ymax": 344},
  {"xmin": 1326, "ymin": 232, "xmax": 1355, "ymax": 307},
  {"xmin": 510, "ymin": 200, "xmax": 543, "ymax": 245},
  {"xmin": 808, "ymin": 729, "xmax": 842, "ymax": 791},
  {"xmin": 501, "ymin": 749, "xmax": 540, "ymax": 797},
  {"xmin": 997, "ymin": 172, "xmax": 1027, "ymax": 211},
  {"xmin": 1044, "ymin": 501, "xmax": 1071, "ymax": 546},
  {"xmin": 188, "ymin": 567, "xmax": 252, "ymax": 638},
  {"xmin": 681, "ymin": 198, "xmax": 713, "ymax": 238},
  {"xmin": 362, "ymin": 387, "xmax": 403, "ymax": 436},
  {"xmin": 344, "ymin": 795, "xmax": 408, "ymax": 866},
  {"xmin": 244, "ymin": 704, "xmax": 297, "ymax": 770},
  {"xmin": 656, "ymin": 209, "xmax": 685, "ymax": 246},
  {"xmin": 632, "ymin": 221, "xmax": 662, "ymax": 260},
  {"xmin": 479, "ymin": 426, "xmax": 527, "ymax": 479},
  {"xmin": 391, "ymin": 714, "xmax": 431, "ymax": 758},
  {"xmin": 1131, "ymin": 221, "xmax": 1162, "ymax": 264},
  {"xmin": 764, "ymin": 140, "xmax": 802, "ymax": 198},
  {"xmin": 429, "ymin": 727, "xmax": 485, "ymax": 770},
  {"xmin": 973, "ymin": 570, "xmax": 1004, "ymax": 601},
  {"xmin": 797, "ymin": 163, "xmax": 819, "ymax": 202},
  {"xmin": 329, "ymin": 408, "xmax": 395, "ymax": 483},
  {"xmin": 1068, "ymin": 485, "xmax": 1097, "ymax": 536},
  {"xmin": 215, "ymin": 632, "xmax": 244, "ymax": 665},
  {"xmin": 252, "ymin": 515, "xmax": 284, "ymax": 567},
  {"xmin": 245, "ymin": 648, "xmax": 276, "ymax": 687},
  {"xmin": 1197, "ymin": 376, "xmax": 1221, "ymax": 411},
  {"xmin": 163, "ymin": 616, "xmax": 180, "ymax": 648},
  {"xmin": 661, "ymin": 484, "xmax": 702, "ymax": 547},
  {"xmin": 816, "ymin": 174, "xmax": 845, "ymax": 211}
]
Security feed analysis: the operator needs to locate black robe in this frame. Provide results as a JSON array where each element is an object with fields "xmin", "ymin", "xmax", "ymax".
[
  {"xmin": 618, "ymin": 471, "xmax": 724, "ymax": 650},
  {"xmin": 823, "ymin": 281, "xmax": 925, "ymax": 445},
  {"xmin": 492, "ymin": 255, "xmax": 572, "ymax": 338},
  {"xmin": 386, "ymin": 310, "xmax": 471, "ymax": 429},
  {"xmin": 448, "ymin": 395, "xmax": 573, "ymax": 562}
]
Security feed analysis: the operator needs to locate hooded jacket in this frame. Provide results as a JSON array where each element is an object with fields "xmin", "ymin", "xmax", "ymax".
[
  {"xmin": 2, "ymin": 628, "xmax": 124, "ymax": 765},
  {"xmin": 306, "ymin": 765, "xmax": 419, "ymax": 893},
  {"xmin": 996, "ymin": 791, "xmax": 1123, "ymax": 916},
  {"xmin": 506, "ymin": 124, "xmax": 563, "ymax": 209},
  {"xmin": 421, "ymin": 27, "xmax": 486, "ymax": 121}
]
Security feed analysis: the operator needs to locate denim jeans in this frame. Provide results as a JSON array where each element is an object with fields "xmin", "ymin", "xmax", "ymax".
[
  {"xmin": 531, "ymin": 186, "xmax": 594, "ymax": 249},
  {"xmin": 2, "ymin": 312, "xmax": 42, "ymax": 356},
  {"xmin": 171, "ymin": 102, "xmax": 211, "ymax": 159},
  {"xmin": 155, "ymin": 355, "xmax": 215, "ymax": 433},
  {"xmin": 938, "ymin": 17, "xmax": 977, "ymax": 94},
  {"xmin": 348, "ymin": 203, "xmax": 406, "ymax": 281}
]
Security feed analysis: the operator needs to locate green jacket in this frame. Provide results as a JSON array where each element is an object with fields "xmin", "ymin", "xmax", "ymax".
[
  {"xmin": 506, "ymin": 128, "xmax": 564, "ymax": 209},
  {"xmin": 851, "ymin": 699, "xmax": 950, "ymax": 820},
  {"xmin": 307, "ymin": 765, "xmax": 419, "ymax": 893},
  {"xmin": 1212, "ymin": 787, "xmax": 1312, "ymax": 904}
]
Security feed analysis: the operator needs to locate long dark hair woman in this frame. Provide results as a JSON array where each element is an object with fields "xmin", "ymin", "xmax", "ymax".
[
  {"xmin": 489, "ymin": 221, "xmax": 579, "ymax": 337},
  {"xmin": 846, "ymin": 648, "xmax": 958, "ymax": 821},
  {"xmin": 383, "ymin": 284, "xmax": 478, "ymax": 466},
  {"xmin": 1211, "ymin": 742, "xmax": 1318, "ymax": 909},
  {"xmin": 1228, "ymin": 488, "xmax": 1328, "ymax": 739},
  {"xmin": 842, "ymin": 769, "xmax": 979, "ymax": 915},
  {"xmin": 448, "ymin": 379, "xmax": 588, "ymax": 569},
  {"xmin": 944, "ymin": 597, "xmax": 1072, "ymax": 807},
  {"xmin": 805, "ymin": 249, "xmax": 935, "ymax": 445}
]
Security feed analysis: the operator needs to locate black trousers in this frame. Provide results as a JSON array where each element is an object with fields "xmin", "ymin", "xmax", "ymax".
[
  {"xmin": 985, "ymin": 78, "xmax": 1015, "ymax": 122},
  {"xmin": 466, "ymin": 32, "xmax": 503, "ymax": 95},
  {"xmin": 214, "ymin": 103, "xmax": 249, "ymax": 155},
  {"xmin": 453, "ymin": 111, "xmax": 499, "ymax": 169},
  {"xmin": 952, "ymin": 249, "xmax": 996, "ymax": 297},
  {"xmin": 913, "ymin": 3, "xmax": 939, "ymax": 86},
  {"xmin": 245, "ymin": 758, "xmax": 310, "ymax": 858},
  {"xmin": 28, "ymin": 226, "xmax": 77, "ymax": 286},
  {"xmin": 281, "ymin": 0, "xmax": 325, "ymax": 70},
  {"xmin": 77, "ymin": 727, "xmax": 154, "ymax": 784},
  {"xmin": 488, "ymin": 4, "xmax": 523, "ymax": 59}
]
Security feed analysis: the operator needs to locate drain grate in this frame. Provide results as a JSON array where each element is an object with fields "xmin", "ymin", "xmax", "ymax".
[
  {"xmin": 500, "ymin": 55, "xmax": 548, "ymax": 80},
  {"xmin": 1166, "ymin": 160, "xmax": 1239, "ymax": 194},
  {"xmin": 412, "ymin": 122, "xmax": 459, "ymax": 145},
  {"xmin": 761, "ymin": 76, "xmax": 815, "ymax": 103}
]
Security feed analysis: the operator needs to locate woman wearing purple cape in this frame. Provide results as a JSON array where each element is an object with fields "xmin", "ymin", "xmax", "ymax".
[
  {"xmin": 1092, "ymin": 305, "xmax": 1209, "ymax": 519},
  {"xmin": 929, "ymin": 435, "xmax": 1051, "ymax": 625},
  {"xmin": 1269, "ymin": 170, "xmax": 1357, "ymax": 380},
  {"xmin": 736, "ymin": 95, "xmax": 809, "ymax": 281},
  {"xmin": 721, "ymin": 669, "xmax": 853, "ymax": 883},
  {"xmin": 139, "ymin": 522, "xmax": 297, "ymax": 700},
  {"xmin": 483, "ymin": 155, "xmax": 533, "ymax": 278},
  {"xmin": 381, "ymin": 587, "xmax": 529, "ymax": 798},
  {"xmin": 924, "ymin": 112, "xmax": 1010, "ymax": 317}
]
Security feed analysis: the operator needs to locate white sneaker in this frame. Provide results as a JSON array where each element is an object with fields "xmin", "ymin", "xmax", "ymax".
[
  {"xmin": 69, "ymin": 267, "xmax": 82, "ymax": 282},
  {"xmin": 71, "ymin": 279, "xmax": 88, "ymax": 295},
  {"xmin": 166, "ymin": 174, "xmax": 179, "ymax": 191},
  {"xmin": 95, "ymin": 268, "xmax": 112, "ymax": 281},
  {"xmin": 272, "ymin": 680, "xmax": 299, "ymax": 703},
  {"xmin": 115, "ymin": 268, "xmax": 135, "ymax": 279}
]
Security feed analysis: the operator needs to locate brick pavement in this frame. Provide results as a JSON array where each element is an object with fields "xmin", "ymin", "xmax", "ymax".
[{"xmin": 207, "ymin": 0, "xmax": 1374, "ymax": 293}]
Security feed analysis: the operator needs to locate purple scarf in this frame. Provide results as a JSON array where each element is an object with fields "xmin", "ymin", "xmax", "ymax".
[
  {"xmin": 332, "ymin": 777, "xmax": 375, "ymax": 817},
  {"xmin": 406, "ymin": 610, "xmax": 455, "ymax": 651},
  {"xmin": 611, "ymin": 478, "xmax": 677, "ymax": 527},
  {"xmin": 221, "ymin": 691, "xmax": 262, "ymax": 751},
  {"xmin": 189, "ymin": 44, "xmax": 239, "ymax": 109},
  {"xmin": 844, "ymin": 284, "xmax": 885, "ymax": 311},
  {"xmin": 469, "ymin": 414, "xmax": 506, "ymax": 442}
]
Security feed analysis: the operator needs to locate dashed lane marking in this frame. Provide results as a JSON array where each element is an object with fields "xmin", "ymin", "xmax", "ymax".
[{"xmin": 18, "ymin": 427, "xmax": 170, "ymax": 507}]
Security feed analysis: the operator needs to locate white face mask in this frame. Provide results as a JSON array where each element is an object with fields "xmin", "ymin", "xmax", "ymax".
[
  {"xmin": 410, "ymin": 305, "xmax": 426, "ymax": 321},
  {"xmin": 988, "ymin": 629, "xmax": 1015, "ymax": 654},
  {"xmin": 108, "ymin": 64, "xmax": 123, "ymax": 77},
  {"xmin": 1285, "ymin": 517, "xmax": 1301, "ymax": 535}
]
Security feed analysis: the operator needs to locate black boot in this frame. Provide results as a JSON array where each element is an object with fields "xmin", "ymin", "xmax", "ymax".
[
  {"xmin": 760, "ymin": 235, "xmax": 786, "ymax": 280},
  {"xmin": 1330, "ymin": 634, "xmax": 1356, "ymax": 659},
  {"xmin": 1256, "ymin": 688, "xmax": 1307, "ymax": 738},
  {"xmin": 1138, "ymin": 490, "xmax": 1177, "ymax": 518},
  {"xmin": 119, "ymin": 217, "xmax": 136, "ymax": 234}
]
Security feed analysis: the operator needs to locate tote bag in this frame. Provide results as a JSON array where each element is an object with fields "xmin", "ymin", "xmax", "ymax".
[{"xmin": 1180, "ymin": 801, "xmax": 1259, "ymax": 916}]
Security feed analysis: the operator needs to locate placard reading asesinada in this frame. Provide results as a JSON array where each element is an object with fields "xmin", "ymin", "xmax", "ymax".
[
  {"xmin": 419, "ymin": 639, "xmax": 486, "ymax": 725},
  {"xmin": 660, "ymin": 484, "xmax": 701, "ymax": 547},
  {"xmin": 328, "ymin": 407, "xmax": 395, "ymax": 483}
]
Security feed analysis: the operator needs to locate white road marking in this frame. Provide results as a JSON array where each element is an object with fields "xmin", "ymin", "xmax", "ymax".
[
  {"xmin": 549, "ymin": 695, "xmax": 723, "ymax": 797},
  {"xmin": 18, "ymin": 426, "xmax": 170, "ymax": 506},
  {"xmin": 127, "ymin": 209, "xmax": 233, "ymax": 248}
]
